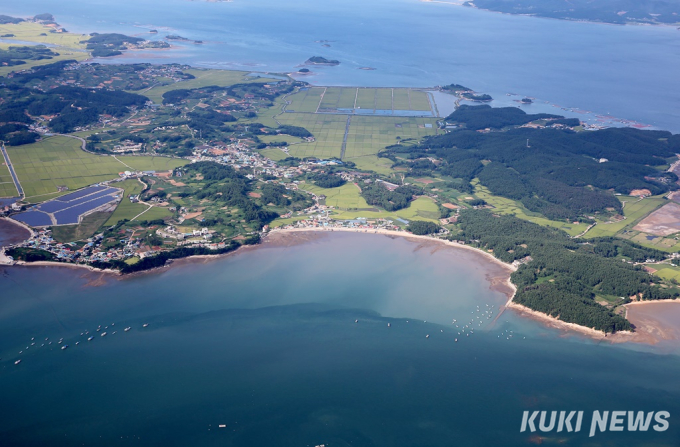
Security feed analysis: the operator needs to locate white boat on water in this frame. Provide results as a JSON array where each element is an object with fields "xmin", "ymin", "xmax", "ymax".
[
  {"xmin": 15, "ymin": 360, "xmax": 21, "ymax": 365},
  {"xmin": 101, "ymin": 332, "xmax": 107, "ymax": 337},
  {"xmin": 124, "ymin": 327, "xmax": 131, "ymax": 332},
  {"xmin": 87, "ymin": 336, "xmax": 94, "ymax": 341},
  {"xmin": 142, "ymin": 324, "xmax": 149, "ymax": 328},
  {"xmin": 61, "ymin": 345, "xmax": 68, "ymax": 350}
]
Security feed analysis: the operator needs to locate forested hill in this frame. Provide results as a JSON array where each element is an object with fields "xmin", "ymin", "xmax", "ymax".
[
  {"xmin": 456, "ymin": 210, "xmax": 679, "ymax": 333},
  {"xmin": 382, "ymin": 105, "xmax": 680, "ymax": 221},
  {"xmin": 466, "ymin": 0, "xmax": 680, "ymax": 25}
]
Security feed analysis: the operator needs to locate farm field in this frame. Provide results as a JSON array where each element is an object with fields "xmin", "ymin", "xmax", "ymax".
[
  {"xmin": 473, "ymin": 182, "xmax": 589, "ymax": 237},
  {"xmin": 583, "ymin": 196, "xmax": 668, "ymax": 239},
  {"xmin": 285, "ymin": 87, "xmax": 325, "ymax": 113},
  {"xmin": 4, "ymin": 137, "xmax": 188, "ymax": 202},
  {"xmin": 8, "ymin": 137, "xmax": 129, "ymax": 201},
  {"xmin": 276, "ymin": 114, "xmax": 347, "ymax": 159},
  {"xmin": 311, "ymin": 87, "xmax": 434, "ymax": 115},
  {"xmin": 50, "ymin": 211, "xmax": 112, "ymax": 243},
  {"xmin": 287, "ymin": 183, "xmax": 440, "ymax": 223},
  {"xmin": 647, "ymin": 265, "xmax": 680, "ymax": 282},
  {"xmin": 142, "ymin": 69, "xmax": 281, "ymax": 103},
  {"xmin": 343, "ymin": 116, "xmax": 438, "ymax": 159},
  {"xmin": 274, "ymin": 113, "xmax": 438, "ymax": 162},
  {"xmin": 104, "ymin": 179, "xmax": 147, "ymax": 225},
  {"xmin": 0, "ymin": 162, "xmax": 19, "ymax": 198}
]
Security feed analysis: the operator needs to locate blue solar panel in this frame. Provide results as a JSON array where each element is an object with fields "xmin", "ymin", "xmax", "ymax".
[
  {"xmin": 39, "ymin": 189, "xmax": 117, "ymax": 213},
  {"xmin": 53, "ymin": 196, "xmax": 118, "ymax": 225},
  {"xmin": 12, "ymin": 211, "xmax": 52, "ymax": 227},
  {"xmin": 56, "ymin": 186, "xmax": 108, "ymax": 203}
]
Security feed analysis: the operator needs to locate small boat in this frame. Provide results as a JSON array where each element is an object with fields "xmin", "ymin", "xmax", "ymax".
[
  {"xmin": 15, "ymin": 360, "xmax": 21, "ymax": 365},
  {"xmin": 101, "ymin": 332, "xmax": 107, "ymax": 337},
  {"xmin": 75, "ymin": 342, "xmax": 79, "ymax": 346},
  {"xmin": 112, "ymin": 331, "xmax": 117, "ymax": 335},
  {"xmin": 124, "ymin": 327, "xmax": 131, "ymax": 332},
  {"xmin": 387, "ymin": 323, "xmax": 391, "ymax": 327},
  {"xmin": 455, "ymin": 339, "xmax": 458, "ymax": 342},
  {"xmin": 87, "ymin": 336, "xmax": 94, "ymax": 341},
  {"xmin": 61, "ymin": 345, "xmax": 68, "ymax": 350},
  {"xmin": 354, "ymin": 320, "xmax": 358, "ymax": 323},
  {"xmin": 142, "ymin": 324, "xmax": 149, "ymax": 328},
  {"xmin": 426, "ymin": 335, "xmax": 430, "ymax": 338}
]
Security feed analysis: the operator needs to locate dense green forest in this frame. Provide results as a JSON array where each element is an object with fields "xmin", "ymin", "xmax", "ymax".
[
  {"xmin": 178, "ymin": 162, "xmax": 311, "ymax": 228},
  {"xmin": 455, "ymin": 210, "xmax": 679, "ymax": 333},
  {"xmin": 382, "ymin": 106, "xmax": 679, "ymax": 220},
  {"xmin": 407, "ymin": 221, "xmax": 441, "ymax": 235},
  {"xmin": 83, "ymin": 33, "xmax": 144, "ymax": 57},
  {"xmin": 312, "ymin": 173, "xmax": 346, "ymax": 188},
  {"xmin": 445, "ymin": 105, "xmax": 561, "ymax": 130},
  {"xmin": 361, "ymin": 183, "xmax": 422, "ymax": 211},
  {"xmin": 0, "ymin": 45, "xmax": 58, "ymax": 66},
  {"xmin": 0, "ymin": 68, "xmax": 148, "ymax": 135}
]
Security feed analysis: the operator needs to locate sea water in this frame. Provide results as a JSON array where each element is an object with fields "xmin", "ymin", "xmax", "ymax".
[
  {"xmin": 2, "ymin": 0, "xmax": 680, "ymax": 131},
  {"xmin": 1, "ymin": 233, "xmax": 680, "ymax": 446}
]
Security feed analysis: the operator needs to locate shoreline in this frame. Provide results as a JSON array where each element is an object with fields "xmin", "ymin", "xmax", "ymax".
[
  {"xmin": 269, "ymin": 228, "xmax": 680, "ymax": 345},
  {"xmin": 4, "ymin": 224, "xmax": 680, "ymax": 344}
]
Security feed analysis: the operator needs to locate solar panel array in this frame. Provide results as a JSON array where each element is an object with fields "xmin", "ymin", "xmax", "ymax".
[{"xmin": 12, "ymin": 186, "xmax": 120, "ymax": 227}]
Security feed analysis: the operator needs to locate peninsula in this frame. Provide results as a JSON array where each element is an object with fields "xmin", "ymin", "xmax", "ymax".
[{"xmin": 1, "ymin": 13, "xmax": 680, "ymax": 339}]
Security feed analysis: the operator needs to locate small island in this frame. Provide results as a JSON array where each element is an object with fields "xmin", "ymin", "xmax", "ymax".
[
  {"xmin": 462, "ymin": 92, "xmax": 493, "ymax": 102},
  {"xmin": 305, "ymin": 56, "xmax": 340, "ymax": 66}
]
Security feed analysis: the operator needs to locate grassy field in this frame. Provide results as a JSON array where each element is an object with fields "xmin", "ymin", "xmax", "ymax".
[
  {"xmin": 135, "ymin": 205, "xmax": 173, "ymax": 221},
  {"xmin": 104, "ymin": 179, "xmax": 147, "ymax": 225},
  {"xmin": 647, "ymin": 265, "xmax": 680, "ymax": 282},
  {"xmin": 51, "ymin": 210, "xmax": 111, "ymax": 243},
  {"xmin": 142, "ymin": 69, "xmax": 281, "ymax": 103},
  {"xmin": 473, "ymin": 182, "xmax": 589, "ymax": 237},
  {"xmin": 350, "ymin": 156, "xmax": 395, "ymax": 176},
  {"xmin": 583, "ymin": 196, "xmax": 668, "ymax": 239},
  {"xmin": 278, "ymin": 183, "xmax": 440, "ymax": 226},
  {"xmin": 0, "ymin": 22, "xmax": 89, "ymax": 76},
  {"xmin": 258, "ymin": 148, "xmax": 288, "ymax": 161}
]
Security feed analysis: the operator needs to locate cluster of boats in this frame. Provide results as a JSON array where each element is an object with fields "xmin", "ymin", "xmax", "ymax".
[
  {"xmin": 355, "ymin": 303, "xmax": 526, "ymax": 344},
  {"xmin": 10, "ymin": 323, "xmax": 151, "ymax": 366}
]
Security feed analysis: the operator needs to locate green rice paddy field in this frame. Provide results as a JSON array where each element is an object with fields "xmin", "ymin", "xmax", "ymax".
[
  {"xmin": 287, "ymin": 87, "xmax": 433, "ymax": 113},
  {"xmin": 5, "ymin": 137, "xmax": 187, "ymax": 202},
  {"xmin": 275, "ymin": 114, "xmax": 438, "ymax": 162},
  {"xmin": 0, "ymin": 162, "xmax": 18, "ymax": 198}
]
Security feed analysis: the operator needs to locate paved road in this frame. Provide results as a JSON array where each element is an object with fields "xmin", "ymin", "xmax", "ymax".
[{"xmin": 0, "ymin": 142, "xmax": 24, "ymax": 197}]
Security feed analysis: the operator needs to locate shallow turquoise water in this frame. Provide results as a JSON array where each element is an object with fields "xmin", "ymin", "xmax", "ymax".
[{"xmin": 1, "ymin": 233, "xmax": 680, "ymax": 446}]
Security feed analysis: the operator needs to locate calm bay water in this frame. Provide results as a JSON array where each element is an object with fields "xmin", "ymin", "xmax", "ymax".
[
  {"xmin": 2, "ymin": 1, "xmax": 680, "ymax": 443},
  {"xmin": 3, "ymin": 0, "xmax": 680, "ymax": 131},
  {"xmin": 1, "ymin": 233, "xmax": 680, "ymax": 446}
]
